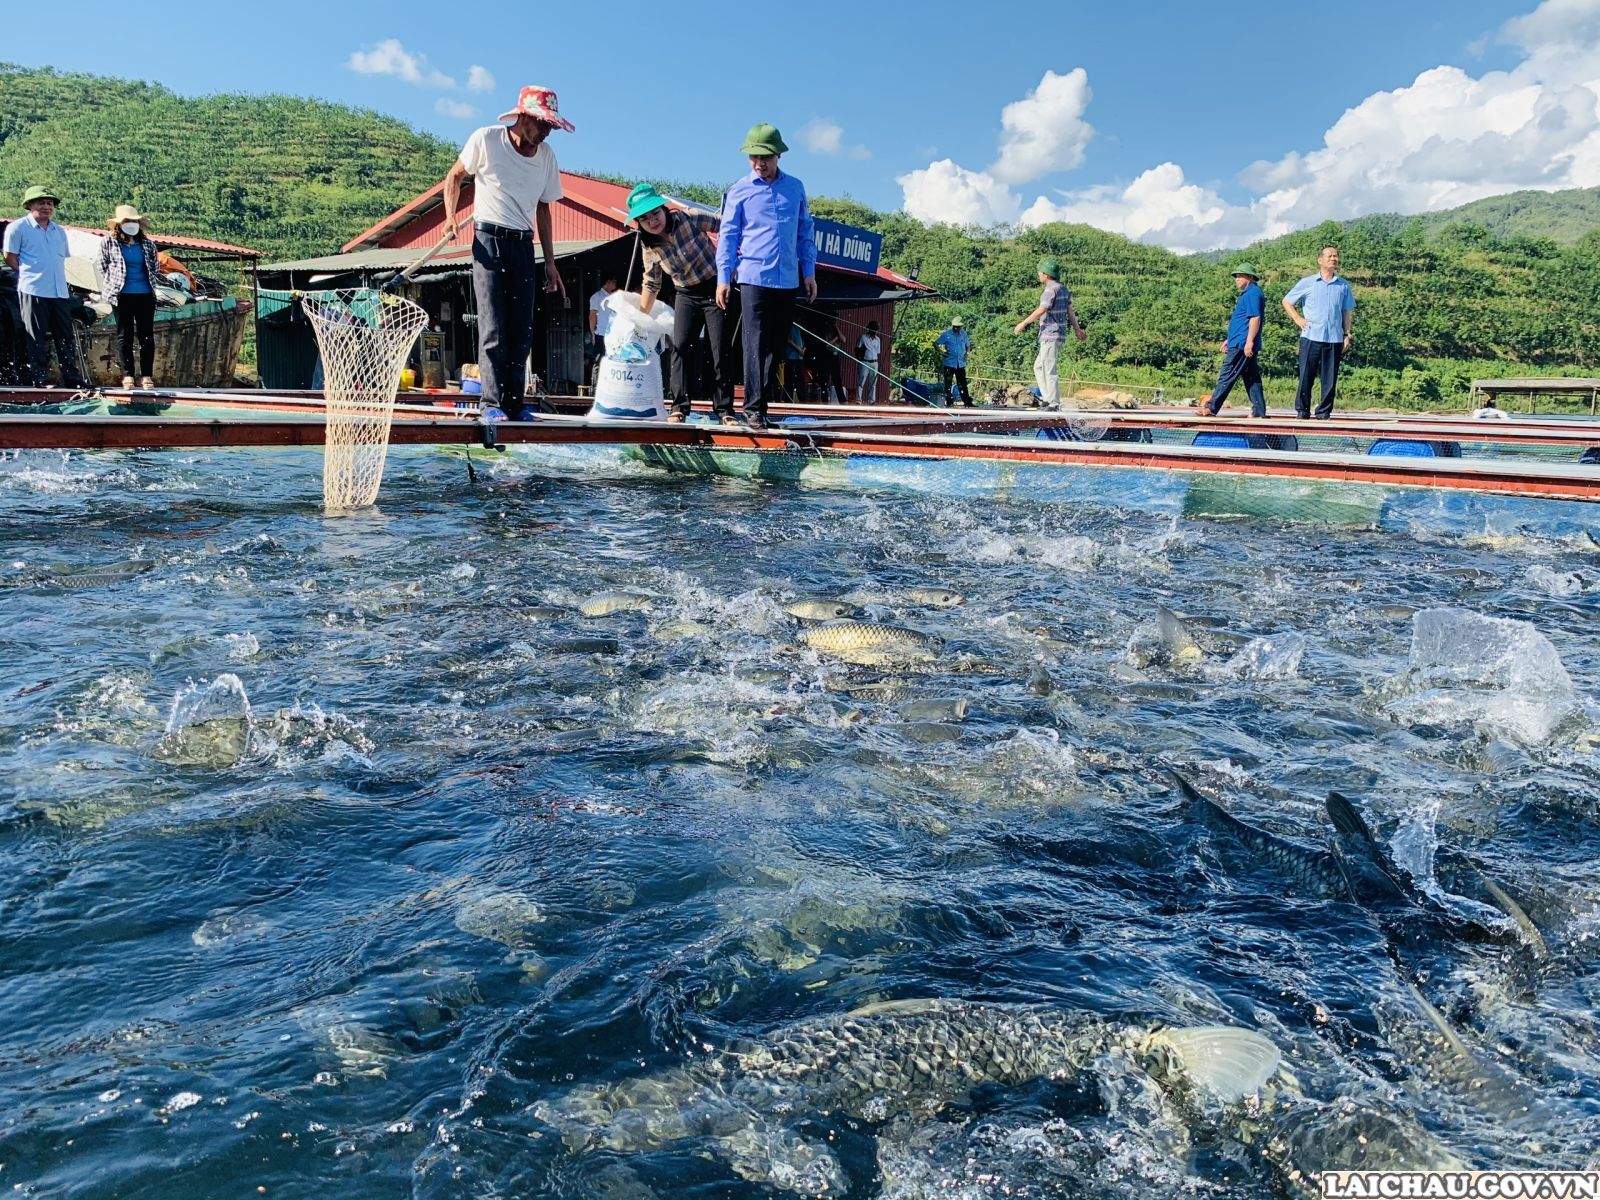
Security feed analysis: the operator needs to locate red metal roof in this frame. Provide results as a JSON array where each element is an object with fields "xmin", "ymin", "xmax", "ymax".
[
  {"xmin": 342, "ymin": 170, "xmax": 929, "ymax": 291},
  {"xmin": 65, "ymin": 225, "xmax": 260, "ymax": 257}
]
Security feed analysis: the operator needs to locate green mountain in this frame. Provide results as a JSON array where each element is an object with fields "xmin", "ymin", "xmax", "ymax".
[{"xmin": 0, "ymin": 63, "xmax": 456, "ymax": 261}]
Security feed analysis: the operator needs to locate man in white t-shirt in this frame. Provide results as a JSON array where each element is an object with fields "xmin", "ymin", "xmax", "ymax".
[
  {"xmin": 587, "ymin": 275, "xmax": 618, "ymax": 385},
  {"xmin": 441, "ymin": 85, "xmax": 573, "ymax": 420}
]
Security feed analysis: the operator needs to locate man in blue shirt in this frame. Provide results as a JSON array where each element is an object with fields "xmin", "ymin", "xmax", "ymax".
[
  {"xmin": 2, "ymin": 185, "xmax": 83, "ymax": 388},
  {"xmin": 1282, "ymin": 244, "xmax": 1355, "ymax": 419},
  {"xmin": 1199, "ymin": 265, "xmax": 1267, "ymax": 418},
  {"xmin": 934, "ymin": 316, "xmax": 973, "ymax": 406},
  {"xmin": 716, "ymin": 124, "xmax": 816, "ymax": 428}
]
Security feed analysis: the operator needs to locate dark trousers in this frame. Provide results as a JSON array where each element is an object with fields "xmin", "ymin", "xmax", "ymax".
[
  {"xmin": 116, "ymin": 291, "xmax": 156, "ymax": 379},
  {"xmin": 1294, "ymin": 338, "xmax": 1343, "ymax": 419},
  {"xmin": 0, "ymin": 288, "xmax": 25, "ymax": 386},
  {"xmin": 942, "ymin": 365, "xmax": 971, "ymax": 406},
  {"xmin": 1204, "ymin": 347, "xmax": 1265, "ymax": 417},
  {"xmin": 739, "ymin": 283, "xmax": 796, "ymax": 419},
  {"xmin": 20, "ymin": 293, "xmax": 82, "ymax": 387},
  {"xmin": 669, "ymin": 280, "xmax": 737, "ymax": 418},
  {"xmin": 472, "ymin": 227, "xmax": 539, "ymax": 420}
]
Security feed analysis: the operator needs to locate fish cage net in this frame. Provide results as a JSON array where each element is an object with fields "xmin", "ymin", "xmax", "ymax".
[{"xmin": 293, "ymin": 289, "xmax": 428, "ymax": 512}]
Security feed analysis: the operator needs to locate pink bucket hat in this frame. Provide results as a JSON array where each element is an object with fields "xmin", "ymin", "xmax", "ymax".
[{"xmin": 497, "ymin": 85, "xmax": 575, "ymax": 132}]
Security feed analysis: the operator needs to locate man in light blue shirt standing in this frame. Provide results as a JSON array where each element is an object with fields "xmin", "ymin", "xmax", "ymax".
[
  {"xmin": 715, "ymin": 123, "xmax": 816, "ymax": 428},
  {"xmin": 934, "ymin": 316, "xmax": 973, "ymax": 406},
  {"xmin": 1282, "ymin": 244, "xmax": 1355, "ymax": 419},
  {"xmin": 2, "ymin": 185, "xmax": 83, "ymax": 388}
]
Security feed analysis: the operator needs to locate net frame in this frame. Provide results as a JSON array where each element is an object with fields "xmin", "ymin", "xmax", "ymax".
[{"xmin": 298, "ymin": 288, "xmax": 429, "ymax": 512}]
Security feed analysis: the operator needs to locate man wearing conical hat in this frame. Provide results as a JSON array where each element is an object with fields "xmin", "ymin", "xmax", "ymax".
[
  {"xmin": 441, "ymin": 85, "xmax": 574, "ymax": 420},
  {"xmin": 714, "ymin": 124, "xmax": 817, "ymax": 429},
  {"xmin": 1199, "ymin": 264, "xmax": 1267, "ymax": 418}
]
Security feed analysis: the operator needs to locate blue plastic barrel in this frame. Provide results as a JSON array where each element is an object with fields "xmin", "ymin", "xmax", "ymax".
[
  {"xmin": 1192, "ymin": 431, "xmax": 1298, "ymax": 451},
  {"xmin": 1368, "ymin": 439, "xmax": 1461, "ymax": 458}
]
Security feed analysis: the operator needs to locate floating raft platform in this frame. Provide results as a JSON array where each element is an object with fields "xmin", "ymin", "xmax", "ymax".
[{"xmin": 2, "ymin": 387, "xmax": 1597, "ymax": 536}]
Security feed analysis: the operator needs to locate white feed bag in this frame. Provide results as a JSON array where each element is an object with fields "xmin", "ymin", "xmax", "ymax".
[{"xmin": 587, "ymin": 292, "xmax": 675, "ymax": 422}]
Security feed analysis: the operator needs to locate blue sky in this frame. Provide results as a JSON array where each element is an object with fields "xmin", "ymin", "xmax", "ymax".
[{"xmin": 16, "ymin": 0, "xmax": 1595, "ymax": 250}]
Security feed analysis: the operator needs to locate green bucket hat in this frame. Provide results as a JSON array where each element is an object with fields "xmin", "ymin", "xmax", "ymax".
[
  {"xmin": 741, "ymin": 123, "xmax": 788, "ymax": 156},
  {"xmin": 626, "ymin": 182, "xmax": 670, "ymax": 224},
  {"xmin": 1230, "ymin": 262, "xmax": 1260, "ymax": 279},
  {"xmin": 1037, "ymin": 257, "xmax": 1060, "ymax": 280},
  {"xmin": 21, "ymin": 185, "xmax": 60, "ymax": 208}
]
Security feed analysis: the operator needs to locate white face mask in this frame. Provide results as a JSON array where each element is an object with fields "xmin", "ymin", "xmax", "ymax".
[{"xmin": 121, "ymin": 222, "xmax": 141, "ymax": 235}]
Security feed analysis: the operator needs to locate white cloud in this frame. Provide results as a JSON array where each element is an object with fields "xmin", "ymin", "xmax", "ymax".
[
  {"xmin": 347, "ymin": 38, "xmax": 454, "ymax": 88},
  {"xmin": 435, "ymin": 98, "xmax": 478, "ymax": 120},
  {"xmin": 990, "ymin": 68, "xmax": 1094, "ymax": 184},
  {"xmin": 897, "ymin": 160, "xmax": 1022, "ymax": 227},
  {"xmin": 466, "ymin": 65, "xmax": 495, "ymax": 93},
  {"xmin": 799, "ymin": 118, "xmax": 871, "ymax": 160},
  {"xmin": 898, "ymin": 0, "xmax": 1600, "ymax": 252}
]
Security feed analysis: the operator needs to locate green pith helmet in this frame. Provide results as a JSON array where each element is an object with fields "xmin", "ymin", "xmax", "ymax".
[
  {"xmin": 1037, "ymin": 257, "xmax": 1060, "ymax": 279},
  {"xmin": 626, "ymin": 182, "xmax": 670, "ymax": 224},
  {"xmin": 951, "ymin": 316, "xmax": 964, "ymax": 327},
  {"xmin": 741, "ymin": 123, "xmax": 788, "ymax": 156},
  {"xmin": 21, "ymin": 184, "xmax": 60, "ymax": 208},
  {"xmin": 1230, "ymin": 262, "xmax": 1260, "ymax": 279}
]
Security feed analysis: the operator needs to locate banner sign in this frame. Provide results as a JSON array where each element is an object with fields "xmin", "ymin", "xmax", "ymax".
[{"xmin": 812, "ymin": 218, "xmax": 881, "ymax": 274}]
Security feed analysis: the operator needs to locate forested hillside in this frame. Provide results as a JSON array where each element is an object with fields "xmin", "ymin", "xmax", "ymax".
[
  {"xmin": 818, "ymin": 199, "xmax": 1600, "ymax": 409},
  {"xmin": 5, "ymin": 62, "xmax": 1599, "ymax": 407},
  {"xmin": 0, "ymin": 63, "xmax": 456, "ymax": 261}
]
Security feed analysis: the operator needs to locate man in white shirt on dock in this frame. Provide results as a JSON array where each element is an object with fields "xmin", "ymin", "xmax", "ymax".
[{"xmin": 441, "ymin": 86, "xmax": 572, "ymax": 420}]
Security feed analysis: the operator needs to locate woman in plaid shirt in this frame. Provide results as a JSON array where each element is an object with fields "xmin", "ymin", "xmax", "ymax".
[{"xmin": 629, "ymin": 183, "xmax": 740, "ymax": 425}]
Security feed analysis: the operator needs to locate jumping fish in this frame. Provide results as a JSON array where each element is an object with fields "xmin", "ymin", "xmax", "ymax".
[
  {"xmin": 1125, "ymin": 605, "xmax": 1204, "ymax": 669},
  {"xmin": 538, "ymin": 999, "xmax": 1461, "ymax": 1197},
  {"xmin": 897, "ymin": 697, "xmax": 970, "ymax": 722},
  {"xmin": 30, "ymin": 560, "xmax": 156, "ymax": 590},
  {"xmin": 578, "ymin": 591, "xmax": 654, "ymax": 617},
  {"xmin": 797, "ymin": 620, "xmax": 940, "ymax": 667},
  {"xmin": 1177, "ymin": 775, "xmax": 1349, "ymax": 898},
  {"xmin": 903, "ymin": 587, "xmax": 964, "ymax": 608},
  {"xmin": 784, "ymin": 599, "xmax": 855, "ymax": 621},
  {"xmin": 537, "ymin": 1000, "xmax": 1278, "ymax": 1195}
]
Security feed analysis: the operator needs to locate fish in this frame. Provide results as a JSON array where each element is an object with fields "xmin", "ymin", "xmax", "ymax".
[
  {"xmin": 784, "ymin": 599, "xmax": 856, "ymax": 621},
  {"xmin": 539, "ymin": 998, "xmax": 1459, "ymax": 1197},
  {"xmin": 796, "ymin": 620, "xmax": 940, "ymax": 667},
  {"xmin": 1125, "ymin": 605, "xmax": 1204, "ymax": 669},
  {"xmin": 897, "ymin": 697, "xmax": 970, "ymax": 722},
  {"xmin": 578, "ymin": 591, "xmax": 654, "ymax": 617},
  {"xmin": 652, "ymin": 621, "xmax": 714, "ymax": 640},
  {"xmin": 536, "ymin": 1000, "xmax": 1279, "ymax": 1195},
  {"xmin": 903, "ymin": 587, "xmax": 964, "ymax": 608},
  {"xmin": 1025, "ymin": 664, "xmax": 1055, "ymax": 696},
  {"xmin": 30, "ymin": 560, "xmax": 156, "ymax": 590},
  {"xmin": 1177, "ymin": 775, "xmax": 1348, "ymax": 898},
  {"xmin": 1377, "ymin": 982, "xmax": 1555, "ymax": 1132},
  {"xmin": 513, "ymin": 604, "xmax": 570, "ymax": 621},
  {"xmin": 838, "ymin": 678, "xmax": 923, "ymax": 703}
]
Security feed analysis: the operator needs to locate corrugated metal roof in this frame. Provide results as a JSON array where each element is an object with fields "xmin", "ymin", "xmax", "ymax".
[
  {"xmin": 259, "ymin": 239, "xmax": 607, "ymax": 274},
  {"xmin": 63, "ymin": 224, "xmax": 260, "ymax": 257},
  {"xmin": 339, "ymin": 170, "xmax": 929, "ymax": 291}
]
